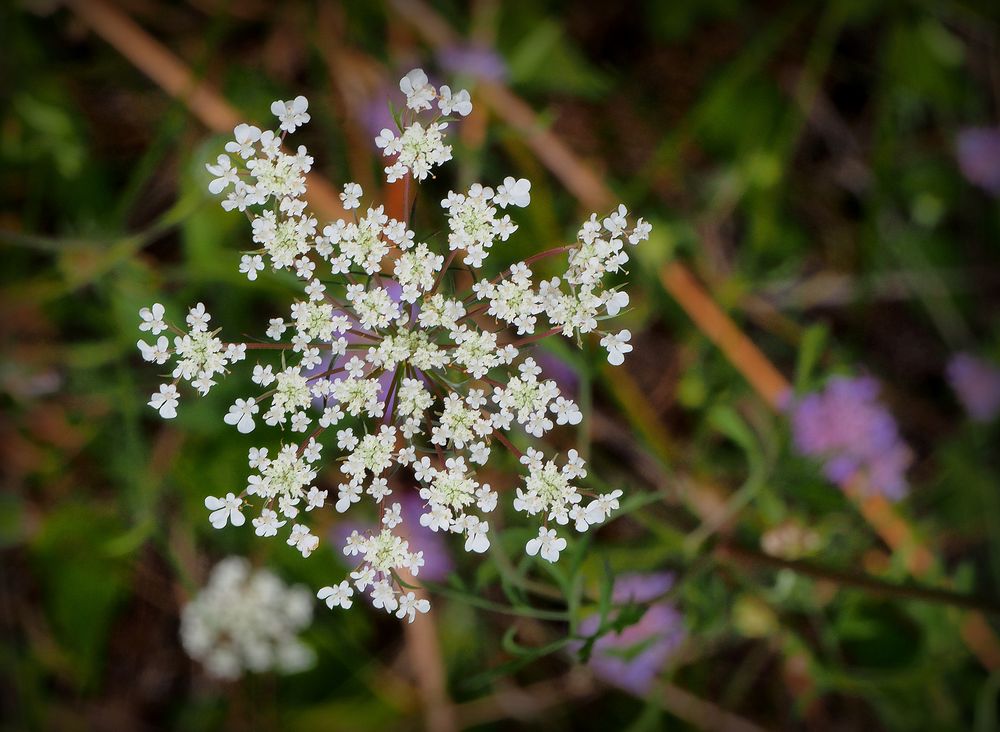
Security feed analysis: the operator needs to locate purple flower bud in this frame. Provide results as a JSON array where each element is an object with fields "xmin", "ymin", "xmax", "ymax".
[
  {"xmin": 956, "ymin": 128, "xmax": 1000, "ymax": 195},
  {"xmin": 947, "ymin": 352, "xmax": 1000, "ymax": 423}
]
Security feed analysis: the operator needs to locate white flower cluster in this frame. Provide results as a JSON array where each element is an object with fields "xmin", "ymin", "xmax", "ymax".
[
  {"xmin": 179, "ymin": 557, "xmax": 314, "ymax": 679},
  {"xmin": 374, "ymin": 68, "xmax": 472, "ymax": 182},
  {"xmin": 138, "ymin": 302, "xmax": 246, "ymax": 417},
  {"xmin": 138, "ymin": 69, "xmax": 649, "ymax": 622}
]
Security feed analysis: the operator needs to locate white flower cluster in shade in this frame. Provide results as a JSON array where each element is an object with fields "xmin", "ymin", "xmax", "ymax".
[
  {"xmin": 137, "ymin": 69, "xmax": 647, "ymax": 622},
  {"xmin": 139, "ymin": 302, "xmax": 247, "ymax": 417},
  {"xmin": 179, "ymin": 557, "xmax": 314, "ymax": 679}
]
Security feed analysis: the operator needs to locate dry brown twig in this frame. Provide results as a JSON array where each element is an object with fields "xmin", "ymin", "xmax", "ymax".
[
  {"xmin": 65, "ymin": 0, "xmax": 346, "ymax": 221},
  {"xmin": 453, "ymin": 666, "xmax": 770, "ymax": 732}
]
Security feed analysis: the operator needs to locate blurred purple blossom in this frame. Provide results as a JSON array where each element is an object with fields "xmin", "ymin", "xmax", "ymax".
[
  {"xmin": 573, "ymin": 573, "xmax": 686, "ymax": 696},
  {"xmin": 956, "ymin": 127, "xmax": 1000, "ymax": 195},
  {"xmin": 947, "ymin": 352, "xmax": 1000, "ymax": 423},
  {"xmin": 308, "ymin": 280, "xmax": 404, "ymax": 413},
  {"xmin": 358, "ymin": 81, "xmax": 404, "ymax": 149},
  {"xmin": 788, "ymin": 376, "xmax": 911, "ymax": 500},
  {"xmin": 436, "ymin": 44, "xmax": 508, "ymax": 82},
  {"xmin": 399, "ymin": 493, "xmax": 453, "ymax": 581},
  {"xmin": 329, "ymin": 493, "xmax": 453, "ymax": 582},
  {"xmin": 535, "ymin": 351, "xmax": 580, "ymax": 399}
]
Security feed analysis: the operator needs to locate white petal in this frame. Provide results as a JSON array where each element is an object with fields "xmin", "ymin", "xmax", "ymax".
[{"xmin": 208, "ymin": 508, "xmax": 229, "ymax": 529}]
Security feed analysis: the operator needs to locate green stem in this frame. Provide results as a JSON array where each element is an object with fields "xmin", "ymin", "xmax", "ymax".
[{"xmin": 717, "ymin": 543, "xmax": 1000, "ymax": 615}]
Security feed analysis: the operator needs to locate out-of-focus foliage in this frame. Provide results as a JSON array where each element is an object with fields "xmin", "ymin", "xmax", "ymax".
[{"xmin": 2, "ymin": 1, "xmax": 999, "ymax": 730}]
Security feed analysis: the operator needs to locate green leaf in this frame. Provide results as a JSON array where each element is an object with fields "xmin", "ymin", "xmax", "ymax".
[
  {"xmin": 30, "ymin": 504, "xmax": 131, "ymax": 689},
  {"xmin": 506, "ymin": 19, "xmax": 610, "ymax": 98},
  {"xmin": 463, "ymin": 628, "xmax": 573, "ymax": 690},
  {"xmin": 794, "ymin": 324, "xmax": 828, "ymax": 395},
  {"xmin": 835, "ymin": 600, "xmax": 922, "ymax": 672}
]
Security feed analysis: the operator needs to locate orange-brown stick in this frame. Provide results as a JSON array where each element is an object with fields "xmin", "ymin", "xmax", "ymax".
[{"xmin": 67, "ymin": 0, "xmax": 346, "ymax": 221}]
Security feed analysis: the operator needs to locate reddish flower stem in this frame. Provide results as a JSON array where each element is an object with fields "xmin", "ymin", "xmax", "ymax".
[
  {"xmin": 297, "ymin": 425, "xmax": 327, "ymax": 455},
  {"xmin": 507, "ymin": 327, "xmax": 562, "ymax": 348},
  {"xmin": 461, "ymin": 245, "xmax": 575, "ymax": 304},
  {"xmin": 431, "ymin": 250, "xmax": 459, "ymax": 294},
  {"xmin": 493, "ymin": 430, "xmax": 523, "ymax": 459}
]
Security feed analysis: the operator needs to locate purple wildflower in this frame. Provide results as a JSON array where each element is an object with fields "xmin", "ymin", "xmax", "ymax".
[
  {"xmin": 329, "ymin": 493, "xmax": 453, "ymax": 583},
  {"xmin": 398, "ymin": 494, "xmax": 453, "ymax": 581},
  {"xmin": 956, "ymin": 127, "xmax": 1000, "ymax": 195},
  {"xmin": 437, "ymin": 44, "xmax": 508, "ymax": 82},
  {"xmin": 789, "ymin": 376, "xmax": 912, "ymax": 500},
  {"xmin": 535, "ymin": 351, "xmax": 580, "ymax": 400},
  {"xmin": 357, "ymin": 81, "xmax": 404, "ymax": 150},
  {"xmin": 574, "ymin": 573, "xmax": 686, "ymax": 696},
  {"xmin": 308, "ymin": 280, "xmax": 405, "ymax": 413},
  {"xmin": 947, "ymin": 352, "xmax": 1000, "ymax": 423}
]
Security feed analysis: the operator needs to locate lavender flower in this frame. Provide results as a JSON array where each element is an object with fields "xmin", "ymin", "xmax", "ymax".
[
  {"xmin": 330, "ymin": 493, "xmax": 454, "ymax": 583},
  {"xmin": 574, "ymin": 573, "xmax": 685, "ymax": 696},
  {"xmin": 358, "ymin": 82, "xmax": 403, "ymax": 149},
  {"xmin": 956, "ymin": 127, "xmax": 1000, "ymax": 196},
  {"xmin": 437, "ymin": 44, "xmax": 508, "ymax": 82},
  {"xmin": 789, "ymin": 376, "xmax": 912, "ymax": 500},
  {"xmin": 535, "ymin": 350, "xmax": 580, "ymax": 399},
  {"xmin": 947, "ymin": 352, "xmax": 1000, "ymax": 423}
]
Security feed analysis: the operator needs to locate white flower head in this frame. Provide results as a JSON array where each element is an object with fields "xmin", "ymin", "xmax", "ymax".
[
  {"xmin": 271, "ymin": 96, "xmax": 310, "ymax": 133},
  {"xmin": 400, "ymin": 68, "xmax": 435, "ymax": 111},
  {"xmin": 340, "ymin": 182, "xmax": 362, "ymax": 210},
  {"xmin": 525, "ymin": 527, "xmax": 567, "ymax": 563},
  {"xmin": 605, "ymin": 290, "xmax": 629, "ymax": 317},
  {"xmin": 239, "ymin": 254, "xmax": 265, "ymax": 281},
  {"xmin": 317, "ymin": 581, "xmax": 354, "ymax": 610},
  {"xmin": 180, "ymin": 557, "xmax": 314, "ymax": 678},
  {"xmin": 253, "ymin": 508, "xmax": 285, "ymax": 537},
  {"xmin": 205, "ymin": 492, "xmax": 245, "ymax": 529},
  {"xmin": 438, "ymin": 85, "xmax": 473, "ymax": 117},
  {"xmin": 396, "ymin": 591, "xmax": 431, "ymax": 623},
  {"xmin": 226, "ymin": 123, "xmax": 262, "ymax": 159},
  {"xmin": 600, "ymin": 329, "xmax": 633, "ymax": 366},
  {"xmin": 139, "ymin": 303, "xmax": 167, "ymax": 335},
  {"xmin": 495, "ymin": 177, "xmax": 531, "ymax": 208},
  {"xmin": 140, "ymin": 70, "xmax": 648, "ymax": 624},
  {"xmin": 149, "ymin": 383, "xmax": 180, "ymax": 419},
  {"xmin": 137, "ymin": 336, "xmax": 170, "ymax": 365},
  {"xmin": 224, "ymin": 398, "xmax": 259, "ymax": 433}
]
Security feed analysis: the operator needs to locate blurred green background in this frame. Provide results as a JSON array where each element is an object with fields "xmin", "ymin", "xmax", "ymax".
[{"xmin": 2, "ymin": 0, "xmax": 1000, "ymax": 730}]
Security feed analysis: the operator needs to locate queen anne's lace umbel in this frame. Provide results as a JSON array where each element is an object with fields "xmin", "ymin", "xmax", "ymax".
[
  {"xmin": 180, "ymin": 557, "xmax": 314, "ymax": 679},
  {"xmin": 138, "ymin": 70, "xmax": 647, "ymax": 621}
]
